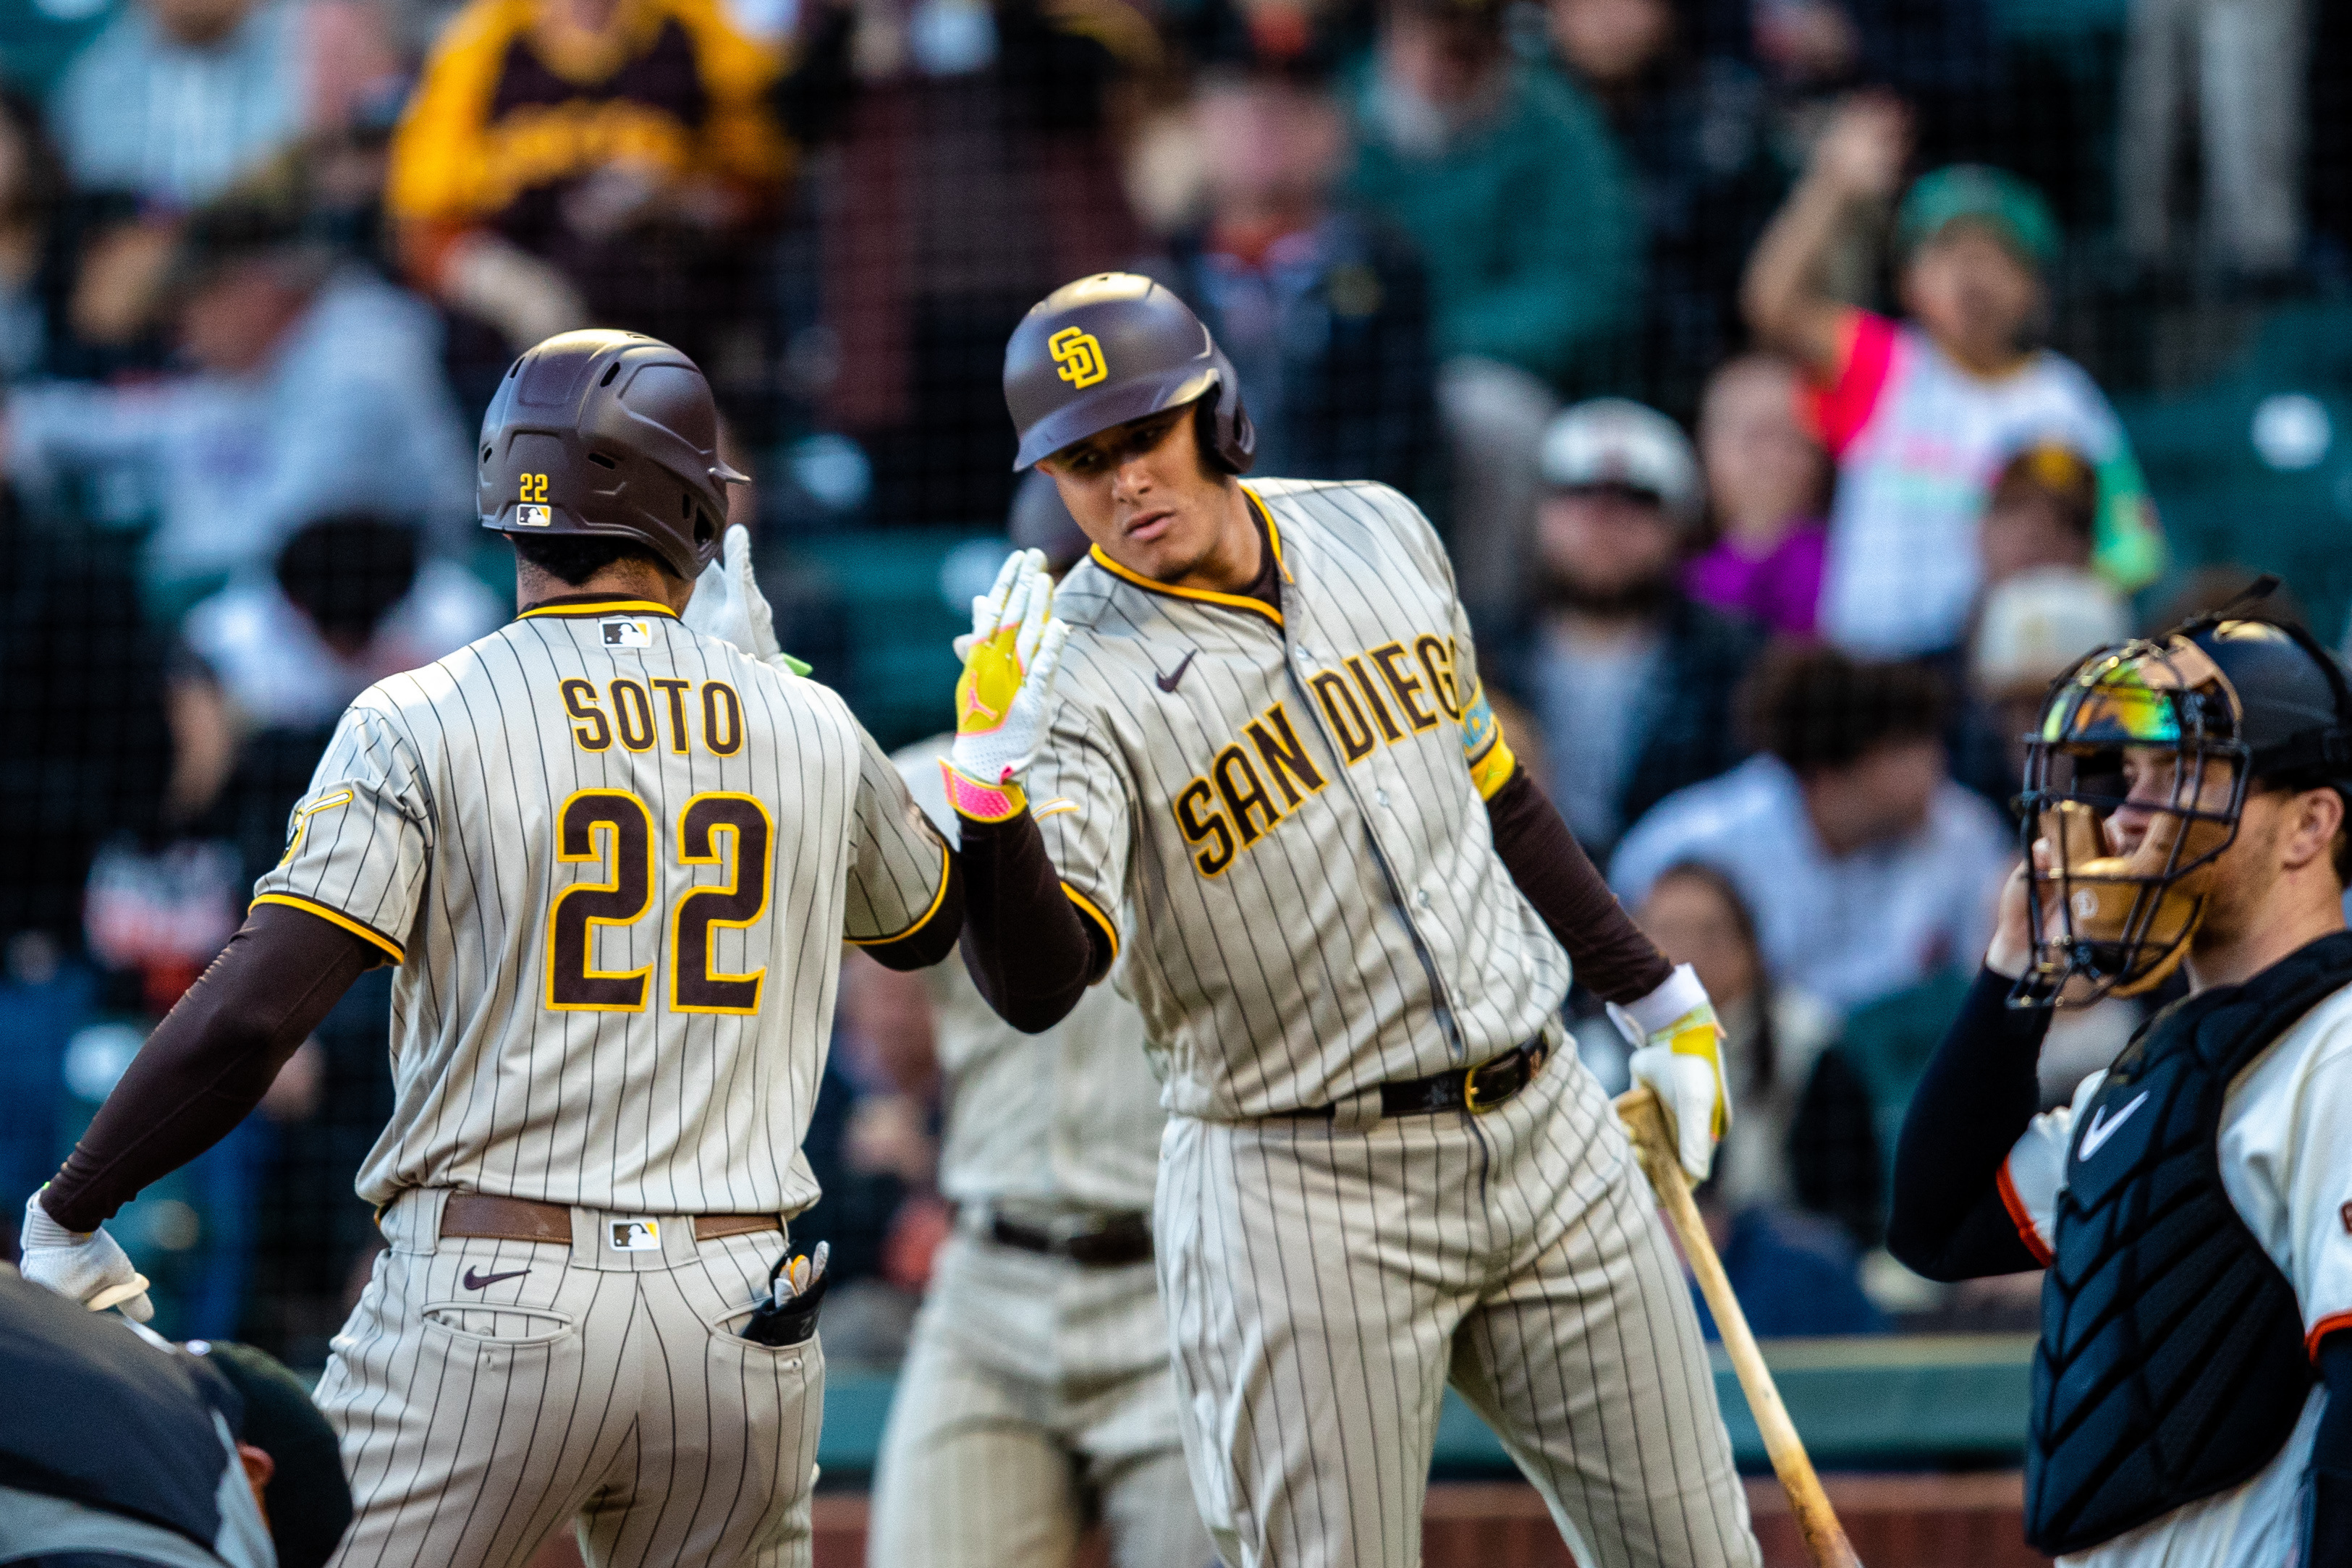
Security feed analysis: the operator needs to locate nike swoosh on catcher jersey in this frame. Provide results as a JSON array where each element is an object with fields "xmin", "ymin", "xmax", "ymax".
[
  {"xmin": 2077, "ymin": 1090, "xmax": 2152, "ymax": 1162},
  {"xmin": 1154, "ymin": 650, "xmax": 1198, "ymax": 693}
]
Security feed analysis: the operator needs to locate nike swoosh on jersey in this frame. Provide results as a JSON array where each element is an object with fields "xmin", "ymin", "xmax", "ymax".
[
  {"xmin": 462, "ymin": 1266, "xmax": 531, "ymax": 1290},
  {"xmin": 1154, "ymin": 650, "xmax": 1198, "ymax": 693},
  {"xmin": 2076, "ymin": 1090, "xmax": 2151, "ymax": 1161}
]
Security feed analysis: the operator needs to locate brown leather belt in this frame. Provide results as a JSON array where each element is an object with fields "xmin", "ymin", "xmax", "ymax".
[{"xmin": 437, "ymin": 1192, "xmax": 782, "ymax": 1246}]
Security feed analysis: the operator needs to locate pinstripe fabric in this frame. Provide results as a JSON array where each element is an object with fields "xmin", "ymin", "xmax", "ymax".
[
  {"xmin": 318, "ymin": 1200, "xmax": 823, "ymax": 1568},
  {"xmin": 1156, "ymin": 1055, "xmax": 1755, "ymax": 1568},
  {"xmin": 867, "ymin": 737, "xmax": 1206, "ymax": 1567},
  {"xmin": 1026, "ymin": 479, "xmax": 1570, "ymax": 1122},
  {"xmin": 250, "ymin": 601, "xmax": 949, "ymax": 1213},
  {"xmin": 868, "ymin": 1235, "xmax": 1216, "ymax": 1568},
  {"xmin": 263, "ymin": 599, "xmax": 937, "ymax": 1568},
  {"xmin": 896, "ymin": 734, "xmax": 1166, "ymax": 1211},
  {"xmin": 1010, "ymin": 479, "xmax": 1754, "ymax": 1567}
]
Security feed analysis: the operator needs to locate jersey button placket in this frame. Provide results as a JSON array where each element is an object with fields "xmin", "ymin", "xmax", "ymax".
[{"xmin": 1280, "ymin": 591, "xmax": 1469, "ymax": 1062}]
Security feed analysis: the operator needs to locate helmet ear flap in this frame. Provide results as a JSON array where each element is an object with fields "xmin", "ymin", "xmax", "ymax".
[{"xmin": 1201, "ymin": 353, "xmax": 1256, "ymax": 475}]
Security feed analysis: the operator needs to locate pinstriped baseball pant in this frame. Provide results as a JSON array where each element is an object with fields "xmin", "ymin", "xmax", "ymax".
[
  {"xmin": 868, "ymin": 1229, "xmax": 1217, "ymax": 1568},
  {"xmin": 1156, "ymin": 1050, "xmax": 1759, "ymax": 1568},
  {"xmin": 316, "ymin": 1190, "xmax": 824, "ymax": 1568}
]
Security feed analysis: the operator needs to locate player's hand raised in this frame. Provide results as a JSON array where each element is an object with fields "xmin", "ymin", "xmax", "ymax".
[
  {"xmin": 685, "ymin": 525, "xmax": 812, "ymax": 677},
  {"xmin": 1615, "ymin": 965, "xmax": 1731, "ymax": 1185},
  {"xmin": 947, "ymin": 550, "xmax": 1070, "ymax": 798},
  {"xmin": 19, "ymin": 1189, "xmax": 153, "ymax": 1321}
]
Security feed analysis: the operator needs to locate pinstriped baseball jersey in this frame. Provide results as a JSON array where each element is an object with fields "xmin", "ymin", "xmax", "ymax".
[
  {"xmin": 251, "ymin": 593, "xmax": 952, "ymax": 1213},
  {"xmin": 1025, "ymin": 478, "xmax": 1570, "ymax": 1120},
  {"xmin": 894, "ymin": 734, "xmax": 1164, "ymax": 1213}
]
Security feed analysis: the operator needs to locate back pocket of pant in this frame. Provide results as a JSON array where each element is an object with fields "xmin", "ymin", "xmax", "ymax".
[{"xmin": 423, "ymin": 1302, "xmax": 575, "ymax": 1346}]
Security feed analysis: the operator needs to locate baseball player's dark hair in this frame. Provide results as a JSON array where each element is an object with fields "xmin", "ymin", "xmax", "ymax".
[
  {"xmin": 276, "ymin": 513, "xmax": 420, "ymax": 645},
  {"xmin": 1740, "ymin": 643, "xmax": 1948, "ymax": 776},
  {"xmin": 511, "ymin": 532, "xmax": 669, "ymax": 587}
]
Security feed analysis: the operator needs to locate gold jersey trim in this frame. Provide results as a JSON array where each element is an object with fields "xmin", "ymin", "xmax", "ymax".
[
  {"xmin": 846, "ymin": 844, "xmax": 955, "ymax": 948},
  {"xmin": 1085, "ymin": 491, "xmax": 1286, "ymax": 627},
  {"xmin": 519, "ymin": 598, "xmax": 682, "ymax": 621},
  {"xmin": 252, "ymin": 894, "xmax": 407, "ymax": 963}
]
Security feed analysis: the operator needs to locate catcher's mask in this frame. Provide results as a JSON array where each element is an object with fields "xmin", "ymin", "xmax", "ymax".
[{"xmin": 2015, "ymin": 595, "xmax": 2352, "ymax": 1006}]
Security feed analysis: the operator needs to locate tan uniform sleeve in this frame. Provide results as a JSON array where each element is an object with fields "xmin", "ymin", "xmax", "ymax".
[
  {"xmin": 1018, "ymin": 698, "xmax": 1132, "ymax": 960},
  {"xmin": 250, "ymin": 705, "xmax": 433, "ymax": 964},
  {"xmin": 845, "ymin": 724, "xmax": 955, "ymax": 947}
]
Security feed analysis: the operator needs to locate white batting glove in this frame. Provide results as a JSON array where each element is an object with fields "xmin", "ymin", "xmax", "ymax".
[
  {"xmin": 20, "ymin": 1190, "xmax": 153, "ymax": 1321},
  {"xmin": 684, "ymin": 525, "xmax": 811, "ymax": 677},
  {"xmin": 942, "ymin": 550, "xmax": 1070, "ymax": 817},
  {"xmin": 1615, "ymin": 965, "xmax": 1732, "ymax": 1185}
]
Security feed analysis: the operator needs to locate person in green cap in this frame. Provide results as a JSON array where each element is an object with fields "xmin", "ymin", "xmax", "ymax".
[{"xmin": 1742, "ymin": 96, "xmax": 2165, "ymax": 661}]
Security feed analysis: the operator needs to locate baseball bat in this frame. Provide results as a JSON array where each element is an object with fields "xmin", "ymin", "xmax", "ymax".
[{"xmin": 1615, "ymin": 1085, "xmax": 1863, "ymax": 1568}]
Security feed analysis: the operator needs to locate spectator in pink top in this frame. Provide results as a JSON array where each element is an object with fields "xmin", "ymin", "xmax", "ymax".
[
  {"xmin": 1742, "ymin": 96, "xmax": 2165, "ymax": 661},
  {"xmin": 1683, "ymin": 353, "xmax": 1830, "ymax": 638}
]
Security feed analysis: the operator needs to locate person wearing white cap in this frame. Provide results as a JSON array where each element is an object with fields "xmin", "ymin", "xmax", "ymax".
[{"xmin": 1489, "ymin": 397, "xmax": 1765, "ymax": 855}]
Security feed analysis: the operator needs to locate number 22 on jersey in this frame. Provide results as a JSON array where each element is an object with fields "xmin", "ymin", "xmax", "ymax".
[{"xmin": 548, "ymin": 789, "xmax": 773, "ymax": 1016}]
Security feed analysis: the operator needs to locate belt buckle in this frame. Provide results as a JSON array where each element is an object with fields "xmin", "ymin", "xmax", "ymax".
[
  {"xmin": 1463, "ymin": 1057, "xmax": 1502, "ymax": 1115},
  {"xmin": 1463, "ymin": 1043, "xmax": 1542, "ymax": 1116}
]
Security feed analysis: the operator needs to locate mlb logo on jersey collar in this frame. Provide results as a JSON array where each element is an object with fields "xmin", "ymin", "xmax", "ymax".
[{"xmin": 603, "ymin": 619, "xmax": 653, "ymax": 648}]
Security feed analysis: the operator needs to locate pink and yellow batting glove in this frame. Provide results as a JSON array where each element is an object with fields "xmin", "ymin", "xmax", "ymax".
[
  {"xmin": 1613, "ymin": 964, "xmax": 1731, "ymax": 1184},
  {"xmin": 942, "ymin": 549, "xmax": 1071, "ymax": 821}
]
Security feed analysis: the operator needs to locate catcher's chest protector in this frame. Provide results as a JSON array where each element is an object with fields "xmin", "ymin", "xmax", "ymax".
[{"xmin": 2026, "ymin": 931, "xmax": 2352, "ymax": 1554}]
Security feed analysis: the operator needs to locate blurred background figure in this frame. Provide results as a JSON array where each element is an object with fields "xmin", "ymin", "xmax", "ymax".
[
  {"xmin": 1612, "ymin": 643, "xmax": 2013, "ymax": 1013},
  {"xmin": 1350, "ymin": 0, "xmax": 1636, "ymax": 615},
  {"xmin": 1581, "ymin": 860, "xmax": 1883, "ymax": 1248},
  {"xmin": 2116, "ymin": 0, "xmax": 2308, "ymax": 280},
  {"xmin": 1575, "ymin": 863, "xmax": 1887, "ymax": 1341},
  {"xmin": 385, "ymin": 0, "xmax": 792, "ymax": 394},
  {"xmin": 4, "ymin": 196, "xmax": 470, "ymax": 610},
  {"xmin": 1743, "ymin": 96, "xmax": 2163, "ymax": 661},
  {"xmin": 1681, "ymin": 352, "xmax": 1830, "ymax": 639},
  {"xmin": 818, "ymin": 0, "xmax": 1156, "ymax": 527},
  {"xmin": 1146, "ymin": 54, "xmax": 1437, "ymax": 499},
  {"xmin": 48, "ymin": 0, "xmax": 395, "ymax": 209},
  {"xmin": 182, "ymin": 511, "xmax": 501, "ymax": 732},
  {"xmin": 1545, "ymin": 0, "xmax": 1782, "ymax": 422},
  {"xmin": 1493, "ymin": 397, "xmax": 1763, "ymax": 858}
]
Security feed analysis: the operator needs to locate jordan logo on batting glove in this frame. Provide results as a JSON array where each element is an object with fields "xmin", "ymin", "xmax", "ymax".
[
  {"xmin": 1614, "ymin": 964, "xmax": 1730, "ymax": 1184},
  {"xmin": 943, "ymin": 549, "xmax": 1070, "ymax": 822}
]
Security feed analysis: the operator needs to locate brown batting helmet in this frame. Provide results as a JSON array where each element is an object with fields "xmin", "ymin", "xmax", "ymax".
[
  {"xmin": 1003, "ymin": 274, "xmax": 1254, "ymax": 473},
  {"xmin": 478, "ymin": 329, "xmax": 748, "ymax": 577}
]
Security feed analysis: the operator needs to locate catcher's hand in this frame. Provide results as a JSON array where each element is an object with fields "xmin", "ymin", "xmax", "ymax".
[
  {"xmin": 1615, "ymin": 964, "xmax": 1731, "ymax": 1185},
  {"xmin": 942, "ymin": 549, "xmax": 1070, "ymax": 818},
  {"xmin": 684, "ymin": 525, "xmax": 812, "ymax": 677},
  {"xmin": 20, "ymin": 1189, "xmax": 153, "ymax": 1321}
]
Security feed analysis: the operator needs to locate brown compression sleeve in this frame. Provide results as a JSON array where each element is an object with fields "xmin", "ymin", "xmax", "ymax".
[
  {"xmin": 956, "ymin": 808, "xmax": 1112, "ymax": 1033},
  {"xmin": 858, "ymin": 855, "xmax": 964, "ymax": 972},
  {"xmin": 1484, "ymin": 765, "xmax": 1673, "ymax": 1004},
  {"xmin": 41, "ymin": 903, "xmax": 378, "ymax": 1232}
]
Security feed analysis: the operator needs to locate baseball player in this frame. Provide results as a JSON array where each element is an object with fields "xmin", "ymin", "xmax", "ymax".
[
  {"xmin": 17, "ymin": 330, "xmax": 962, "ymax": 1568},
  {"xmin": 936, "ymin": 273, "xmax": 1759, "ymax": 1568},
  {"xmin": 864, "ymin": 485, "xmax": 1214, "ymax": 1568},
  {"xmin": 1890, "ymin": 610, "xmax": 2352, "ymax": 1568}
]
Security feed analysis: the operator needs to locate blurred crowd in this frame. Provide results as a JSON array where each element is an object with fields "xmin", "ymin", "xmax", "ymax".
[{"xmin": 5, "ymin": 0, "xmax": 2352, "ymax": 1360}]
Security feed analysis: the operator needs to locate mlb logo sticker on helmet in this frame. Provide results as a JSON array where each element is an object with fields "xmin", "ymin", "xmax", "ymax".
[{"xmin": 517, "ymin": 504, "xmax": 551, "ymax": 527}]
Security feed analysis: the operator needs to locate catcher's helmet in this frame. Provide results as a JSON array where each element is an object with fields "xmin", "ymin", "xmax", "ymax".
[
  {"xmin": 478, "ymin": 329, "xmax": 748, "ymax": 578},
  {"xmin": 2015, "ymin": 593, "xmax": 2352, "ymax": 1004},
  {"xmin": 1004, "ymin": 274, "xmax": 1254, "ymax": 473}
]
